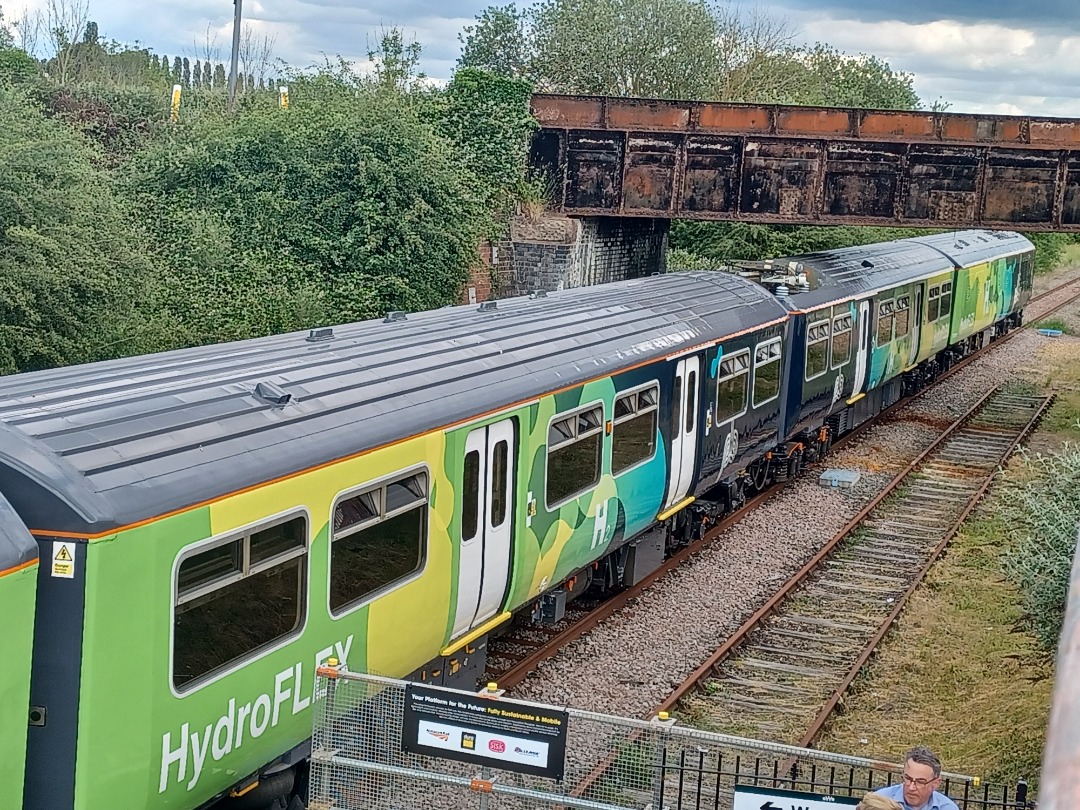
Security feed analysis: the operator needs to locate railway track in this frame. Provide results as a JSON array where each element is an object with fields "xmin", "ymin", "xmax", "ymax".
[
  {"xmin": 661, "ymin": 386, "xmax": 1053, "ymax": 746},
  {"xmin": 486, "ymin": 275, "xmax": 1080, "ymax": 692}
]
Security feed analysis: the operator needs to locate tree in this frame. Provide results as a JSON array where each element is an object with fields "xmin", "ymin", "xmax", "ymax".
[
  {"xmin": 181, "ymin": 56, "xmax": 190, "ymax": 87},
  {"xmin": 171, "ymin": 55, "xmax": 181, "ymax": 85},
  {"xmin": 366, "ymin": 28, "xmax": 426, "ymax": 94},
  {"xmin": 785, "ymin": 45, "xmax": 919, "ymax": 110},
  {"xmin": 528, "ymin": 0, "xmax": 727, "ymax": 98},
  {"xmin": 213, "ymin": 62, "xmax": 226, "ymax": 90},
  {"xmin": 457, "ymin": 4, "xmax": 530, "ymax": 79}
]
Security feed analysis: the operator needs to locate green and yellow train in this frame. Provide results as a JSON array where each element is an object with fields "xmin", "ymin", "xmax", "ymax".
[{"xmin": 0, "ymin": 229, "xmax": 1033, "ymax": 809}]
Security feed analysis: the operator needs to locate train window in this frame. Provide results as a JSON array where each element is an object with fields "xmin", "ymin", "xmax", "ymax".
[
  {"xmin": 173, "ymin": 514, "xmax": 307, "ymax": 691},
  {"xmin": 491, "ymin": 440, "xmax": 508, "ymax": 527},
  {"xmin": 894, "ymin": 297, "xmax": 910, "ymax": 338},
  {"xmin": 939, "ymin": 282, "xmax": 953, "ymax": 318},
  {"xmin": 462, "ymin": 451, "xmax": 480, "ymax": 541},
  {"xmin": 716, "ymin": 350, "xmax": 749, "ymax": 424},
  {"xmin": 685, "ymin": 370, "xmax": 697, "ymax": 433},
  {"xmin": 805, "ymin": 319, "xmax": 830, "ymax": 380},
  {"xmin": 876, "ymin": 300, "xmax": 895, "ymax": 345},
  {"xmin": 752, "ymin": 339, "xmax": 782, "ymax": 407},
  {"xmin": 330, "ymin": 470, "xmax": 428, "ymax": 615},
  {"xmin": 928, "ymin": 286, "xmax": 940, "ymax": 321},
  {"xmin": 831, "ymin": 314, "xmax": 853, "ymax": 368},
  {"xmin": 612, "ymin": 383, "xmax": 659, "ymax": 475},
  {"xmin": 546, "ymin": 403, "xmax": 603, "ymax": 507}
]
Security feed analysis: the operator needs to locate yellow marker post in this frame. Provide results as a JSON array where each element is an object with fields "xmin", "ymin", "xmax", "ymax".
[
  {"xmin": 170, "ymin": 84, "xmax": 182, "ymax": 122},
  {"xmin": 278, "ymin": 85, "xmax": 289, "ymax": 110}
]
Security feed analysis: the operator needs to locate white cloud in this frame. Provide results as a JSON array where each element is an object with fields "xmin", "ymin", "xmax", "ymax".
[{"xmin": 785, "ymin": 11, "xmax": 1080, "ymax": 115}]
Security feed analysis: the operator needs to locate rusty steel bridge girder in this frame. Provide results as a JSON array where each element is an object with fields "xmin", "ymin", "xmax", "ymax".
[{"xmin": 530, "ymin": 94, "xmax": 1080, "ymax": 231}]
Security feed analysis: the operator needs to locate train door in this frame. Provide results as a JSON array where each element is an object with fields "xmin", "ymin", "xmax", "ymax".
[
  {"xmin": 451, "ymin": 418, "xmax": 515, "ymax": 639},
  {"xmin": 665, "ymin": 356, "xmax": 700, "ymax": 509},
  {"xmin": 851, "ymin": 300, "xmax": 870, "ymax": 394}
]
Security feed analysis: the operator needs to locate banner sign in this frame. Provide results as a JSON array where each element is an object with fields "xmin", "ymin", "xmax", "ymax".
[
  {"xmin": 401, "ymin": 684, "xmax": 569, "ymax": 780},
  {"xmin": 733, "ymin": 785, "xmax": 862, "ymax": 809}
]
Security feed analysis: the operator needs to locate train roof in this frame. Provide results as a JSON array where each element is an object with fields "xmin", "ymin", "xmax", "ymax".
[
  {"xmin": 0, "ymin": 491, "xmax": 36, "ymax": 574},
  {"xmin": 778, "ymin": 230, "xmax": 1033, "ymax": 310},
  {"xmin": 0, "ymin": 272, "xmax": 788, "ymax": 535}
]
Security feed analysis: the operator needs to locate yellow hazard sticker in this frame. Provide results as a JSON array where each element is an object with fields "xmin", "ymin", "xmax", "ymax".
[{"xmin": 52, "ymin": 541, "xmax": 75, "ymax": 578}]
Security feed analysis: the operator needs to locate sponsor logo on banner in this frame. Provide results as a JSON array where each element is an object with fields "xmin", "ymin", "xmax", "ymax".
[
  {"xmin": 488, "ymin": 740, "xmax": 506, "ymax": 753},
  {"xmin": 461, "ymin": 732, "xmax": 476, "ymax": 750},
  {"xmin": 514, "ymin": 746, "xmax": 541, "ymax": 758},
  {"xmin": 426, "ymin": 730, "xmax": 450, "ymax": 742}
]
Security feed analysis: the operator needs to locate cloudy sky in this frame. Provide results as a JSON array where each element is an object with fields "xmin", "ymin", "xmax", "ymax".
[{"xmin": 3, "ymin": 0, "xmax": 1079, "ymax": 116}]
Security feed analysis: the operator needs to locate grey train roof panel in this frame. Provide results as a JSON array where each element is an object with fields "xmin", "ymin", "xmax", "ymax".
[
  {"xmin": 0, "ymin": 272, "xmax": 789, "ymax": 535},
  {"xmin": 778, "ymin": 230, "xmax": 1031, "ymax": 311},
  {"xmin": 0, "ymin": 491, "xmax": 37, "ymax": 572},
  {"xmin": 910, "ymin": 230, "xmax": 1034, "ymax": 268}
]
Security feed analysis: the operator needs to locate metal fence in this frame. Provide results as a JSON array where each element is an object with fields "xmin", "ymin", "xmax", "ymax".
[
  {"xmin": 308, "ymin": 669, "xmax": 1032, "ymax": 807},
  {"xmin": 309, "ymin": 667, "xmax": 1032, "ymax": 810}
]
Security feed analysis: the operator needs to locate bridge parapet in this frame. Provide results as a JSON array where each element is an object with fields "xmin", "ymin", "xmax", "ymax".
[{"xmin": 530, "ymin": 94, "xmax": 1080, "ymax": 231}]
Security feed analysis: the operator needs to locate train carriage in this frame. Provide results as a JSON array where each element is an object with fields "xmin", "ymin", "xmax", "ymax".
[
  {"xmin": 0, "ymin": 229, "xmax": 1037, "ymax": 809},
  {"xmin": 0, "ymin": 271, "xmax": 788, "ymax": 809}
]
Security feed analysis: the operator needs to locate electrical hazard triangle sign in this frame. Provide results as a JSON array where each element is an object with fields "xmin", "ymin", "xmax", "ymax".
[{"xmin": 52, "ymin": 541, "xmax": 76, "ymax": 578}]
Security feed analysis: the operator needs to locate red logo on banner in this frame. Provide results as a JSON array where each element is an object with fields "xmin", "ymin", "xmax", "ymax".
[{"xmin": 488, "ymin": 740, "xmax": 506, "ymax": 753}]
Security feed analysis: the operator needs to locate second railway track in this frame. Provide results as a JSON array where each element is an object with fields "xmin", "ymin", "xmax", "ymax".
[{"xmin": 665, "ymin": 385, "xmax": 1053, "ymax": 745}]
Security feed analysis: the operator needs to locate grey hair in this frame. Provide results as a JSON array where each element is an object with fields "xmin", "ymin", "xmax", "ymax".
[{"xmin": 906, "ymin": 745, "xmax": 943, "ymax": 778}]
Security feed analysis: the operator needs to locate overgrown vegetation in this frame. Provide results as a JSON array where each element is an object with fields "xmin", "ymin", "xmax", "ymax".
[
  {"xmin": 0, "ymin": 0, "xmax": 1078, "ymax": 373},
  {"xmin": 1001, "ymin": 446, "xmax": 1080, "ymax": 650}
]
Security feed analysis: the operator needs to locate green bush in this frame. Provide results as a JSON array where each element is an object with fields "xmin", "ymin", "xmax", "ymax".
[
  {"xmin": 1001, "ymin": 446, "xmax": 1080, "ymax": 652},
  {"xmin": 0, "ymin": 85, "xmax": 152, "ymax": 372},
  {"xmin": 122, "ymin": 66, "xmax": 491, "ymax": 348}
]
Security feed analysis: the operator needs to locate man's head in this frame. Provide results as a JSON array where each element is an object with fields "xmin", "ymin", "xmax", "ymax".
[{"xmin": 900, "ymin": 746, "xmax": 943, "ymax": 808}]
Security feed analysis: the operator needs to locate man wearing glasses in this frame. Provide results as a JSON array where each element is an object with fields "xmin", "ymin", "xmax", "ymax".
[{"xmin": 876, "ymin": 746, "xmax": 959, "ymax": 810}]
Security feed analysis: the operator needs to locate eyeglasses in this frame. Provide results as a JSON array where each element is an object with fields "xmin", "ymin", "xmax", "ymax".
[{"xmin": 902, "ymin": 774, "xmax": 937, "ymax": 787}]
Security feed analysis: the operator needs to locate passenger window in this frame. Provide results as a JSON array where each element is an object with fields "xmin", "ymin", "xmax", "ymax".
[
  {"xmin": 928, "ymin": 287, "xmax": 940, "ymax": 322},
  {"xmin": 546, "ymin": 404, "xmax": 603, "ymax": 507},
  {"xmin": 894, "ymin": 297, "xmax": 910, "ymax": 338},
  {"xmin": 716, "ymin": 350, "xmax": 749, "ymax": 424},
  {"xmin": 612, "ymin": 384, "xmax": 659, "ymax": 475},
  {"xmin": 876, "ymin": 300, "xmax": 895, "ymax": 345},
  {"xmin": 752, "ymin": 339, "xmax": 782, "ymax": 407},
  {"xmin": 173, "ymin": 515, "xmax": 307, "ymax": 690},
  {"xmin": 330, "ymin": 470, "xmax": 428, "ymax": 615},
  {"xmin": 491, "ymin": 441, "xmax": 508, "ymax": 528},
  {"xmin": 939, "ymin": 282, "xmax": 952, "ymax": 318},
  {"xmin": 805, "ymin": 319, "xmax": 830, "ymax": 380},
  {"xmin": 831, "ymin": 313, "xmax": 853, "ymax": 368},
  {"xmin": 462, "ymin": 451, "xmax": 479, "ymax": 541},
  {"xmin": 685, "ymin": 370, "xmax": 697, "ymax": 433}
]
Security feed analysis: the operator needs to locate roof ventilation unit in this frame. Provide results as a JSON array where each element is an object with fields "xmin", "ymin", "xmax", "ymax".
[
  {"xmin": 306, "ymin": 327, "xmax": 334, "ymax": 342},
  {"xmin": 384, "ymin": 311, "xmax": 407, "ymax": 323},
  {"xmin": 254, "ymin": 381, "xmax": 292, "ymax": 406},
  {"xmin": 478, "ymin": 301, "xmax": 498, "ymax": 312},
  {"xmin": 529, "ymin": 290, "xmax": 548, "ymax": 299}
]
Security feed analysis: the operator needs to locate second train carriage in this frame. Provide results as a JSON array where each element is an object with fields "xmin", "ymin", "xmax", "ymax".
[{"xmin": 0, "ymin": 229, "xmax": 1035, "ymax": 809}]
